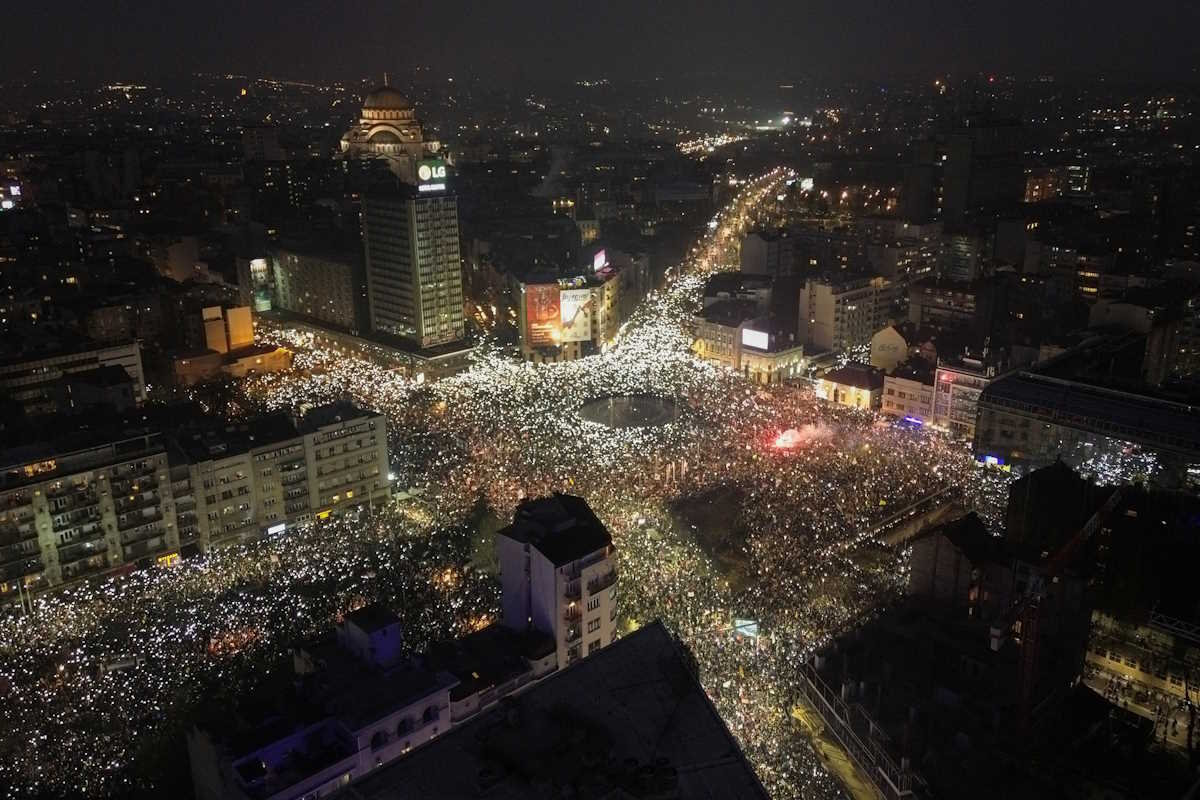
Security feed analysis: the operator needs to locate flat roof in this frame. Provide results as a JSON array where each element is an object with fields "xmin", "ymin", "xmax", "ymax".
[
  {"xmin": 344, "ymin": 603, "xmax": 400, "ymax": 634},
  {"xmin": 698, "ymin": 299, "xmax": 759, "ymax": 328},
  {"xmin": 822, "ymin": 363, "xmax": 884, "ymax": 390},
  {"xmin": 499, "ymin": 494, "xmax": 613, "ymax": 567},
  {"xmin": 175, "ymin": 412, "xmax": 301, "ymax": 462},
  {"xmin": 980, "ymin": 372, "xmax": 1200, "ymax": 452},
  {"xmin": 337, "ymin": 621, "xmax": 769, "ymax": 800},
  {"xmin": 298, "ymin": 402, "xmax": 377, "ymax": 433}
]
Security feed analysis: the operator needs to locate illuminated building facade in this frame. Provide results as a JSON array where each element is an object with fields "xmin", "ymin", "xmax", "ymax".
[
  {"xmin": 693, "ymin": 300, "xmax": 805, "ymax": 384},
  {"xmin": 339, "ymin": 84, "xmax": 442, "ymax": 184},
  {"xmin": 817, "ymin": 363, "xmax": 885, "ymax": 409},
  {"xmin": 362, "ymin": 185, "xmax": 465, "ymax": 348},
  {"xmin": 801, "ymin": 275, "xmax": 894, "ymax": 354},
  {"xmin": 0, "ymin": 404, "xmax": 390, "ymax": 605}
]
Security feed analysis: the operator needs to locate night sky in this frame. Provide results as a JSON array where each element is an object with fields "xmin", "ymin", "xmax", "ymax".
[{"xmin": 3, "ymin": 0, "xmax": 1198, "ymax": 84}]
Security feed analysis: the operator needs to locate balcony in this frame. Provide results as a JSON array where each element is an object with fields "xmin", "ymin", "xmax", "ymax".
[
  {"xmin": 52, "ymin": 508, "xmax": 102, "ymax": 534},
  {"xmin": 563, "ymin": 605, "xmax": 582, "ymax": 623},
  {"xmin": 110, "ymin": 475, "xmax": 158, "ymax": 497},
  {"xmin": 123, "ymin": 536, "xmax": 166, "ymax": 561},
  {"xmin": 564, "ymin": 579, "xmax": 581, "ymax": 602},
  {"xmin": 0, "ymin": 555, "xmax": 41, "ymax": 583},
  {"xmin": 114, "ymin": 492, "xmax": 160, "ymax": 516},
  {"xmin": 58, "ymin": 538, "xmax": 108, "ymax": 567},
  {"xmin": 565, "ymin": 625, "xmax": 581, "ymax": 644},
  {"xmin": 121, "ymin": 524, "xmax": 166, "ymax": 548},
  {"xmin": 588, "ymin": 569, "xmax": 617, "ymax": 595},
  {"xmin": 118, "ymin": 511, "xmax": 163, "ymax": 533},
  {"xmin": 48, "ymin": 487, "xmax": 101, "ymax": 513}
]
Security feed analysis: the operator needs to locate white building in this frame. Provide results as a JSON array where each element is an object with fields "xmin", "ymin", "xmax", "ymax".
[
  {"xmin": 339, "ymin": 84, "xmax": 442, "ymax": 184},
  {"xmin": 497, "ymin": 494, "xmax": 618, "ymax": 668},
  {"xmin": 801, "ymin": 275, "xmax": 894, "ymax": 354},
  {"xmin": 881, "ymin": 361, "xmax": 936, "ymax": 423}
]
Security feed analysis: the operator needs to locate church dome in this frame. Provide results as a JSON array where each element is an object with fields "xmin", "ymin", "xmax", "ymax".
[{"xmin": 362, "ymin": 86, "xmax": 410, "ymax": 111}]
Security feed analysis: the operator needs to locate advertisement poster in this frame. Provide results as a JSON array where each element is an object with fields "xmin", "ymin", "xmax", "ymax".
[
  {"xmin": 559, "ymin": 288, "xmax": 593, "ymax": 342},
  {"xmin": 526, "ymin": 284, "xmax": 561, "ymax": 346}
]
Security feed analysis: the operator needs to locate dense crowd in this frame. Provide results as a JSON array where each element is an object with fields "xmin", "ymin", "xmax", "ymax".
[{"xmin": 0, "ymin": 169, "xmax": 1013, "ymax": 799}]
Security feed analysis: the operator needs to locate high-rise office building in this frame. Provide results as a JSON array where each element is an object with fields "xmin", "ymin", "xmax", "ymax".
[{"xmin": 361, "ymin": 179, "xmax": 465, "ymax": 348}]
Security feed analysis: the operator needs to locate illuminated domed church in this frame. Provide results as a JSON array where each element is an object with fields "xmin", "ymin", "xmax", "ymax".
[{"xmin": 339, "ymin": 78, "xmax": 442, "ymax": 184}]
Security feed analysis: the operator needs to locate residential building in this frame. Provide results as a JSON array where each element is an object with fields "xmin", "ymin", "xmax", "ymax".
[
  {"xmin": 496, "ymin": 494, "xmax": 618, "ymax": 669},
  {"xmin": 801, "ymin": 274, "xmax": 894, "ymax": 353},
  {"xmin": 0, "ymin": 403, "xmax": 390, "ymax": 604},
  {"xmin": 337, "ymin": 622, "xmax": 769, "ymax": 800},
  {"xmin": 908, "ymin": 279, "xmax": 977, "ymax": 328},
  {"xmin": 188, "ymin": 605, "xmax": 458, "ymax": 800},
  {"xmin": 0, "ymin": 341, "xmax": 146, "ymax": 416},
  {"xmin": 881, "ymin": 359, "xmax": 935, "ymax": 423},
  {"xmin": 740, "ymin": 229, "xmax": 794, "ymax": 276},
  {"xmin": 932, "ymin": 353, "xmax": 1002, "ymax": 439},
  {"xmin": 0, "ymin": 427, "xmax": 178, "ymax": 598}
]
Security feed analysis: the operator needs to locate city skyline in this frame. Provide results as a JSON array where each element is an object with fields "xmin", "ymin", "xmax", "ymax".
[{"xmin": 3, "ymin": 1, "xmax": 1198, "ymax": 85}]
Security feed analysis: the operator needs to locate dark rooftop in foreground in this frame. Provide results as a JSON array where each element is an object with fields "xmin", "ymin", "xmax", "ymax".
[
  {"xmin": 698, "ymin": 298, "xmax": 759, "ymax": 327},
  {"xmin": 500, "ymin": 493, "xmax": 613, "ymax": 567},
  {"xmin": 336, "ymin": 621, "xmax": 769, "ymax": 800}
]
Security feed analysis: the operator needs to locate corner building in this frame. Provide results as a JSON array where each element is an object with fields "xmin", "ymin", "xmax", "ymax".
[{"xmin": 497, "ymin": 494, "xmax": 618, "ymax": 668}]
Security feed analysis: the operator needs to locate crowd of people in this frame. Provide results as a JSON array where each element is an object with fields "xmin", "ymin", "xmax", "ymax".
[{"xmin": 0, "ymin": 169, "xmax": 1014, "ymax": 799}]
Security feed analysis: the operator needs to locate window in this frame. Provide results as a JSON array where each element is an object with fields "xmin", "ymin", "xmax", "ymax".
[
  {"xmin": 587, "ymin": 618, "xmax": 601, "ymax": 633},
  {"xmin": 586, "ymin": 596, "xmax": 600, "ymax": 612},
  {"xmin": 588, "ymin": 639, "xmax": 601, "ymax": 655}
]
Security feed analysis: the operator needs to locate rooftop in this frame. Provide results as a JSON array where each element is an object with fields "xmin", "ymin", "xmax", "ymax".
[
  {"xmin": 980, "ymin": 371, "xmax": 1200, "ymax": 455},
  {"xmin": 698, "ymin": 298, "xmax": 759, "ymax": 328},
  {"xmin": 298, "ymin": 402, "xmax": 378, "ymax": 434},
  {"xmin": 822, "ymin": 363, "xmax": 884, "ymax": 391},
  {"xmin": 338, "ymin": 621, "xmax": 769, "ymax": 800},
  {"xmin": 500, "ymin": 493, "xmax": 613, "ymax": 567},
  {"xmin": 344, "ymin": 603, "xmax": 401, "ymax": 635},
  {"xmin": 174, "ymin": 411, "xmax": 300, "ymax": 462}
]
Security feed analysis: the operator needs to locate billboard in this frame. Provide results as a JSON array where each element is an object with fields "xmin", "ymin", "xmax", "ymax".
[
  {"xmin": 559, "ymin": 288, "xmax": 593, "ymax": 342},
  {"xmin": 741, "ymin": 328, "xmax": 769, "ymax": 350},
  {"xmin": 525, "ymin": 284, "xmax": 561, "ymax": 346},
  {"xmin": 417, "ymin": 159, "xmax": 448, "ymax": 193},
  {"xmin": 592, "ymin": 249, "xmax": 608, "ymax": 272}
]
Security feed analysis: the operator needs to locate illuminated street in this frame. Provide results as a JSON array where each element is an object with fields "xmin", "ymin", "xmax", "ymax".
[{"xmin": 0, "ymin": 170, "xmax": 1012, "ymax": 799}]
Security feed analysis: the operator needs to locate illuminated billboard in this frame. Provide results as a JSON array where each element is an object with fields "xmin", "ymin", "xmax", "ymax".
[
  {"xmin": 741, "ymin": 328, "xmax": 769, "ymax": 350},
  {"xmin": 559, "ymin": 288, "xmax": 593, "ymax": 342},
  {"xmin": 417, "ymin": 159, "xmax": 448, "ymax": 193},
  {"xmin": 525, "ymin": 284, "xmax": 561, "ymax": 346},
  {"xmin": 592, "ymin": 249, "xmax": 607, "ymax": 272}
]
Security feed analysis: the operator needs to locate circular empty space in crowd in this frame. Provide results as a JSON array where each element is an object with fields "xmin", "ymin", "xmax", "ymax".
[{"xmin": 577, "ymin": 395, "xmax": 681, "ymax": 428}]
